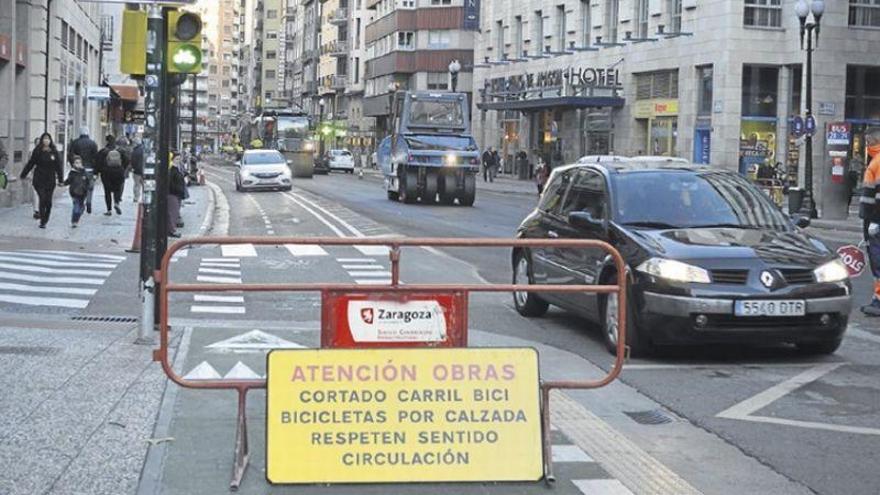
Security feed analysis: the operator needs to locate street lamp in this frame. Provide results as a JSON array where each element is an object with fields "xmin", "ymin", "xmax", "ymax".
[
  {"xmin": 387, "ymin": 82, "xmax": 398, "ymax": 134},
  {"xmin": 448, "ymin": 59, "xmax": 461, "ymax": 93},
  {"xmin": 796, "ymin": 0, "xmax": 824, "ymax": 219},
  {"xmin": 318, "ymin": 98, "xmax": 326, "ymax": 159}
]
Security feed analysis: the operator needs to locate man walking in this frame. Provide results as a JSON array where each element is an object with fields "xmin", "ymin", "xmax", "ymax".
[
  {"xmin": 860, "ymin": 131, "xmax": 880, "ymax": 317},
  {"xmin": 97, "ymin": 135, "xmax": 128, "ymax": 216},
  {"xmin": 482, "ymin": 147, "xmax": 492, "ymax": 182},
  {"xmin": 68, "ymin": 126, "xmax": 99, "ymax": 213},
  {"xmin": 130, "ymin": 137, "xmax": 144, "ymax": 203},
  {"xmin": 489, "ymin": 148, "xmax": 500, "ymax": 183}
]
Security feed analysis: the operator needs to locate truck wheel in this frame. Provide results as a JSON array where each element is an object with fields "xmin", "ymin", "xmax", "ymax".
[
  {"xmin": 438, "ymin": 175, "xmax": 456, "ymax": 204},
  {"xmin": 400, "ymin": 170, "xmax": 418, "ymax": 204},
  {"xmin": 423, "ymin": 171, "xmax": 438, "ymax": 204},
  {"xmin": 458, "ymin": 174, "xmax": 476, "ymax": 206}
]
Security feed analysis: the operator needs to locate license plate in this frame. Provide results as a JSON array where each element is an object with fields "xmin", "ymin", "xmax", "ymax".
[{"xmin": 734, "ymin": 300, "xmax": 806, "ymax": 317}]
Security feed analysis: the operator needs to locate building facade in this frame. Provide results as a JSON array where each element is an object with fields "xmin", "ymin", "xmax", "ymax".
[
  {"xmin": 0, "ymin": 0, "xmax": 102, "ymax": 206},
  {"xmin": 473, "ymin": 0, "xmax": 880, "ymax": 212},
  {"xmin": 362, "ymin": 0, "xmax": 478, "ymax": 137}
]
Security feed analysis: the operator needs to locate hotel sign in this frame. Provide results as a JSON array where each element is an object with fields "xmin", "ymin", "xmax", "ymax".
[{"xmin": 483, "ymin": 66, "xmax": 622, "ymax": 100}]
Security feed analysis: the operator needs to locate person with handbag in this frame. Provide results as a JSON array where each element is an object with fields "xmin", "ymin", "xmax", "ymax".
[{"xmin": 20, "ymin": 133, "xmax": 64, "ymax": 229}]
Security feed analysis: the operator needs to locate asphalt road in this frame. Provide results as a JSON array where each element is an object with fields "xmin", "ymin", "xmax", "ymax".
[{"xmin": 190, "ymin": 163, "xmax": 880, "ymax": 495}]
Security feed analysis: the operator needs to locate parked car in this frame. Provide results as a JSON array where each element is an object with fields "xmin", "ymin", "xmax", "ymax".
[
  {"xmin": 327, "ymin": 149, "xmax": 355, "ymax": 173},
  {"xmin": 234, "ymin": 150, "xmax": 293, "ymax": 192},
  {"xmin": 313, "ymin": 153, "xmax": 330, "ymax": 175},
  {"xmin": 512, "ymin": 162, "xmax": 851, "ymax": 356}
]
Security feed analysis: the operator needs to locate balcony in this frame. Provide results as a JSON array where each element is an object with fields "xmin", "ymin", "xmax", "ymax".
[
  {"xmin": 329, "ymin": 8, "xmax": 348, "ymax": 25},
  {"xmin": 330, "ymin": 75, "xmax": 348, "ymax": 90},
  {"xmin": 322, "ymin": 40, "xmax": 348, "ymax": 57}
]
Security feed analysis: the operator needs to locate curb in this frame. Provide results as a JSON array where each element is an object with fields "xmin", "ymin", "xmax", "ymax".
[
  {"xmin": 196, "ymin": 182, "xmax": 216, "ymax": 237},
  {"xmin": 204, "ymin": 181, "xmax": 230, "ymax": 237}
]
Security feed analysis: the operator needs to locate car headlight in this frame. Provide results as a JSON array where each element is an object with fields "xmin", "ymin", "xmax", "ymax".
[
  {"xmin": 303, "ymin": 142, "xmax": 315, "ymax": 152},
  {"xmin": 636, "ymin": 258, "xmax": 711, "ymax": 284},
  {"xmin": 814, "ymin": 259, "xmax": 848, "ymax": 283},
  {"xmin": 445, "ymin": 153, "xmax": 456, "ymax": 166}
]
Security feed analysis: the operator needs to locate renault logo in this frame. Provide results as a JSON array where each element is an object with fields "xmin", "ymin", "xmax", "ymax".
[{"xmin": 760, "ymin": 271, "xmax": 776, "ymax": 288}]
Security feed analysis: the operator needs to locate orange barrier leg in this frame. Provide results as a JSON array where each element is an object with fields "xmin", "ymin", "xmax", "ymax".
[{"xmin": 126, "ymin": 203, "xmax": 143, "ymax": 254}]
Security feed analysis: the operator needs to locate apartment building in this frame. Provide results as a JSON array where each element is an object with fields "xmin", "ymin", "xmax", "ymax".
[{"xmin": 473, "ymin": 0, "xmax": 880, "ymax": 211}]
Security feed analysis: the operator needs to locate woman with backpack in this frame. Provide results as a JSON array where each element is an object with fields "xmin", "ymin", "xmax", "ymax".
[
  {"xmin": 97, "ymin": 134, "xmax": 128, "ymax": 216},
  {"xmin": 64, "ymin": 155, "xmax": 91, "ymax": 228},
  {"xmin": 20, "ymin": 132, "xmax": 64, "ymax": 229}
]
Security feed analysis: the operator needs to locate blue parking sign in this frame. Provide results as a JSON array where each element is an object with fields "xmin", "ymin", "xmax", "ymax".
[
  {"xmin": 805, "ymin": 115, "xmax": 817, "ymax": 136},
  {"xmin": 791, "ymin": 116, "xmax": 804, "ymax": 137}
]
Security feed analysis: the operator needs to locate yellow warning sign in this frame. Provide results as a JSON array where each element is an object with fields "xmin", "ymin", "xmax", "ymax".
[{"xmin": 266, "ymin": 348, "xmax": 543, "ymax": 484}]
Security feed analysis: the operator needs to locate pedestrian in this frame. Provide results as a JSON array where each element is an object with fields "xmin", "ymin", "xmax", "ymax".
[
  {"xmin": 535, "ymin": 158, "xmax": 549, "ymax": 196},
  {"xmin": 64, "ymin": 155, "xmax": 90, "ymax": 228},
  {"xmin": 168, "ymin": 153, "xmax": 187, "ymax": 238},
  {"xmin": 859, "ymin": 131, "xmax": 880, "ymax": 317},
  {"xmin": 756, "ymin": 161, "xmax": 774, "ymax": 180},
  {"xmin": 19, "ymin": 132, "xmax": 63, "ymax": 228},
  {"xmin": 130, "ymin": 137, "xmax": 144, "ymax": 203},
  {"xmin": 516, "ymin": 150, "xmax": 528, "ymax": 179},
  {"xmin": 489, "ymin": 148, "xmax": 500, "ymax": 182},
  {"xmin": 31, "ymin": 137, "xmax": 41, "ymax": 219},
  {"xmin": 68, "ymin": 126, "xmax": 99, "ymax": 214},
  {"xmin": 115, "ymin": 136, "xmax": 132, "ymax": 198},
  {"xmin": 97, "ymin": 134, "xmax": 128, "ymax": 216},
  {"xmin": 482, "ymin": 147, "xmax": 492, "ymax": 182}
]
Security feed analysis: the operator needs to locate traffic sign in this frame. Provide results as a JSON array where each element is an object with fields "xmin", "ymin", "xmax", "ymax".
[
  {"xmin": 836, "ymin": 245, "xmax": 867, "ymax": 278},
  {"xmin": 266, "ymin": 348, "xmax": 543, "ymax": 484},
  {"xmin": 805, "ymin": 115, "xmax": 817, "ymax": 136},
  {"xmin": 791, "ymin": 116, "xmax": 804, "ymax": 137}
]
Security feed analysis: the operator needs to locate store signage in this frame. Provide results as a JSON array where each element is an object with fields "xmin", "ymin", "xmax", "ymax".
[
  {"xmin": 818, "ymin": 102, "xmax": 836, "ymax": 116},
  {"xmin": 634, "ymin": 99, "xmax": 679, "ymax": 119},
  {"xmin": 484, "ymin": 66, "xmax": 622, "ymax": 98},
  {"xmin": 87, "ymin": 86, "xmax": 111, "ymax": 101},
  {"xmin": 266, "ymin": 348, "xmax": 543, "ymax": 484},
  {"xmin": 805, "ymin": 115, "xmax": 817, "ymax": 136},
  {"xmin": 826, "ymin": 122, "xmax": 851, "ymax": 146},
  {"xmin": 463, "ymin": 0, "xmax": 480, "ymax": 31},
  {"xmin": 791, "ymin": 116, "xmax": 804, "ymax": 137}
]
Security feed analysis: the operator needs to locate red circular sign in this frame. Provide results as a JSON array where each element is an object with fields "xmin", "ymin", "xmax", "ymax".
[{"xmin": 837, "ymin": 245, "xmax": 867, "ymax": 278}]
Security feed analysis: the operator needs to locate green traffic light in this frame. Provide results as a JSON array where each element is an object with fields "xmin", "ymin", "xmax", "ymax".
[{"xmin": 171, "ymin": 44, "xmax": 201, "ymax": 73}]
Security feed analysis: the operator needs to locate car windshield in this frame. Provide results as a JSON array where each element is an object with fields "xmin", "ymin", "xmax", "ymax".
[
  {"xmin": 408, "ymin": 99, "xmax": 465, "ymax": 127},
  {"xmin": 243, "ymin": 151, "xmax": 284, "ymax": 165},
  {"xmin": 611, "ymin": 171, "xmax": 790, "ymax": 230}
]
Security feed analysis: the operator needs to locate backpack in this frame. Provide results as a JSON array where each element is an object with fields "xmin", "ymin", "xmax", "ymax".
[
  {"xmin": 69, "ymin": 172, "xmax": 88, "ymax": 198},
  {"xmin": 106, "ymin": 149, "xmax": 123, "ymax": 170}
]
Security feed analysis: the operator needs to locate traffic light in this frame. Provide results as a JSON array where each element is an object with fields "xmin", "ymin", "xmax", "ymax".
[
  {"xmin": 120, "ymin": 10, "xmax": 147, "ymax": 75},
  {"xmin": 167, "ymin": 10, "xmax": 203, "ymax": 74}
]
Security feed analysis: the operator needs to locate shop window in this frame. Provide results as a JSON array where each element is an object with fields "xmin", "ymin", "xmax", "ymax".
[
  {"xmin": 605, "ymin": 0, "xmax": 619, "ymax": 43},
  {"xmin": 845, "ymin": 65, "xmax": 880, "ymax": 121},
  {"xmin": 744, "ymin": 0, "xmax": 782, "ymax": 28},
  {"xmin": 789, "ymin": 65, "xmax": 802, "ymax": 115},
  {"xmin": 668, "ymin": 0, "xmax": 682, "ymax": 32},
  {"xmin": 697, "ymin": 65, "xmax": 713, "ymax": 117},
  {"xmin": 741, "ymin": 65, "xmax": 779, "ymax": 118},
  {"xmin": 850, "ymin": 0, "xmax": 880, "ymax": 27}
]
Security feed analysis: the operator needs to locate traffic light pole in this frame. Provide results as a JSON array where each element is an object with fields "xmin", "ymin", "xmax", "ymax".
[
  {"xmin": 138, "ymin": 3, "xmax": 165, "ymax": 343},
  {"xmin": 154, "ymin": 7, "xmax": 173, "ymax": 328}
]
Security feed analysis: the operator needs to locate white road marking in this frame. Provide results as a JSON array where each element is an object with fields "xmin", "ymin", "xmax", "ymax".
[
  {"xmin": 551, "ymin": 445, "xmax": 594, "ymax": 463},
  {"xmin": 285, "ymin": 192, "xmax": 366, "ymax": 237},
  {"xmin": 715, "ymin": 363, "xmax": 880, "ymax": 435},
  {"xmin": 196, "ymin": 275, "xmax": 243, "ymax": 284},
  {"xmin": 199, "ymin": 262, "xmax": 241, "ymax": 268},
  {"xmin": 19, "ymin": 250, "xmax": 125, "ymax": 261},
  {"xmin": 0, "ymin": 254, "xmax": 116, "ymax": 269},
  {"xmin": 194, "ymin": 294, "xmax": 245, "ymax": 303},
  {"xmin": 190, "ymin": 305, "xmax": 246, "ymax": 314},
  {"xmin": 623, "ymin": 363, "xmax": 827, "ymax": 371},
  {"xmin": 572, "ymin": 480, "xmax": 635, "ymax": 495},
  {"xmin": 341, "ymin": 265, "xmax": 385, "ymax": 270},
  {"xmin": 0, "ymin": 282, "xmax": 96, "ymax": 296},
  {"xmin": 0, "ymin": 262, "xmax": 112, "ymax": 277},
  {"xmin": 354, "ymin": 245, "xmax": 390, "ymax": 256},
  {"xmin": 348, "ymin": 271, "xmax": 392, "ymax": 278},
  {"xmin": 221, "ymin": 244, "xmax": 257, "ymax": 257},
  {"xmin": 224, "ymin": 362, "xmax": 262, "ymax": 379},
  {"xmin": 197, "ymin": 268, "xmax": 242, "ymax": 276},
  {"xmin": 203, "ymin": 258, "xmax": 240, "ymax": 263},
  {"xmin": 285, "ymin": 244, "xmax": 329, "ymax": 257},
  {"xmin": 267, "ymin": 230, "xmax": 275, "ymax": 235},
  {"xmin": 206, "ymin": 329, "xmax": 305, "ymax": 351},
  {"xmin": 0, "ymin": 271, "xmax": 106, "ymax": 285},
  {"xmin": 354, "ymin": 279, "xmax": 391, "ymax": 285},
  {"xmin": 0, "ymin": 294, "xmax": 89, "ymax": 309},
  {"xmin": 336, "ymin": 258, "xmax": 375, "ymax": 263},
  {"xmin": 281, "ymin": 192, "xmax": 347, "ymax": 237},
  {"xmin": 184, "ymin": 361, "xmax": 222, "ymax": 380},
  {"xmin": 849, "ymin": 327, "xmax": 880, "ymax": 345}
]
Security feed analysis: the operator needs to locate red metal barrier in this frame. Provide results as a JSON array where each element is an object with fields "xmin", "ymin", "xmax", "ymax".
[{"xmin": 155, "ymin": 237, "xmax": 627, "ymax": 490}]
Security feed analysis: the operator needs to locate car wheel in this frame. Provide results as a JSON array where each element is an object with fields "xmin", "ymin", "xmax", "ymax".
[
  {"xmin": 796, "ymin": 339, "xmax": 842, "ymax": 355},
  {"xmin": 601, "ymin": 274, "xmax": 652, "ymax": 357},
  {"xmin": 512, "ymin": 251, "xmax": 549, "ymax": 317}
]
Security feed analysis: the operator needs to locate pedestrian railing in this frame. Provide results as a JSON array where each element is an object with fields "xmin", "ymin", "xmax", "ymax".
[{"xmin": 155, "ymin": 237, "xmax": 627, "ymax": 490}]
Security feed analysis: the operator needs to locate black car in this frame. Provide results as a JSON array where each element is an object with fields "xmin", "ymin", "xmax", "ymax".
[
  {"xmin": 313, "ymin": 153, "xmax": 330, "ymax": 175},
  {"xmin": 512, "ymin": 162, "xmax": 852, "ymax": 356}
]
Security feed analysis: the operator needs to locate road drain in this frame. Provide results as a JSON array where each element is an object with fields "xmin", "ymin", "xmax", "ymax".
[
  {"xmin": 70, "ymin": 315, "xmax": 139, "ymax": 323},
  {"xmin": 0, "ymin": 346, "xmax": 60, "ymax": 356},
  {"xmin": 624, "ymin": 409, "xmax": 676, "ymax": 425}
]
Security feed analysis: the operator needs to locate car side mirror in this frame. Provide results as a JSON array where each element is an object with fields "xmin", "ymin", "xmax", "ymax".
[
  {"xmin": 791, "ymin": 214, "xmax": 810, "ymax": 229},
  {"xmin": 568, "ymin": 211, "xmax": 605, "ymax": 232}
]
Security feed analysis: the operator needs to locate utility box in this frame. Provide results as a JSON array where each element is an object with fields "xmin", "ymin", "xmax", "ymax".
[
  {"xmin": 120, "ymin": 10, "xmax": 147, "ymax": 76},
  {"xmin": 821, "ymin": 122, "xmax": 853, "ymax": 221}
]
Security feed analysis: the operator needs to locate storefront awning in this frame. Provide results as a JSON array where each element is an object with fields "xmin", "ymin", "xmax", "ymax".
[
  {"xmin": 477, "ymin": 96, "xmax": 625, "ymax": 112},
  {"xmin": 110, "ymin": 84, "xmax": 140, "ymax": 103}
]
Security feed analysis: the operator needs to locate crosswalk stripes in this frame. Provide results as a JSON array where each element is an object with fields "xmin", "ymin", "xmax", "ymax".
[
  {"xmin": 571, "ymin": 480, "xmax": 635, "ymax": 495},
  {"xmin": 191, "ymin": 258, "xmax": 246, "ymax": 315},
  {"xmin": 221, "ymin": 244, "xmax": 257, "ymax": 257},
  {"xmin": 335, "ymin": 256, "xmax": 392, "ymax": 285},
  {"xmin": 0, "ymin": 250, "xmax": 123, "ymax": 309},
  {"xmin": 284, "ymin": 244, "xmax": 328, "ymax": 257}
]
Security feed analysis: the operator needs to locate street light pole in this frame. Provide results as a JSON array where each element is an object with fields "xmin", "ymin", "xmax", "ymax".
[
  {"xmin": 448, "ymin": 59, "xmax": 461, "ymax": 93},
  {"xmin": 796, "ymin": 0, "xmax": 824, "ymax": 219},
  {"xmin": 318, "ymin": 98, "xmax": 325, "ymax": 159}
]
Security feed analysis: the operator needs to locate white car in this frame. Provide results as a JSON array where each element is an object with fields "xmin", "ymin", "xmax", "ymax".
[
  {"xmin": 327, "ymin": 149, "xmax": 355, "ymax": 173},
  {"xmin": 235, "ymin": 150, "xmax": 293, "ymax": 192}
]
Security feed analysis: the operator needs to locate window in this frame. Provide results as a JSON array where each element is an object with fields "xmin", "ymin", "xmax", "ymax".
[
  {"xmin": 397, "ymin": 31, "xmax": 414, "ymax": 50},
  {"xmin": 790, "ymin": 65, "xmax": 802, "ymax": 115},
  {"xmin": 496, "ymin": 21, "xmax": 504, "ymax": 58},
  {"xmin": 427, "ymin": 72, "xmax": 449, "ymax": 90},
  {"xmin": 668, "ymin": 0, "xmax": 682, "ymax": 32},
  {"xmin": 559, "ymin": 170, "xmax": 607, "ymax": 219},
  {"xmin": 697, "ymin": 65, "xmax": 713, "ymax": 116},
  {"xmin": 741, "ymin": 65, "xmax": 779, "ymax": 117},
  {"xmin": 265, "ymin": 91, "xmax": 273, "ymax": 100},
  {"xmin": 427, "ymin": 30, "xmax": 451, "ymax": 48},
  {"xmin": 267, "ymin": 9, "xmax": 278, "ymax": 19},
  {"xmin": 846, "ymin": 65, "xmax": 880, "ymax": 120},
  {"xmin": 401, "ymin": 0, "xmax": 415, "ymax": 7},
  {"xmin": 354, "ymin": 57, "xmax": 360, "ymax": 83},
  {"xmin": 635, "ymin": 70, "xmax": 679, "ymax": 100},
  {"xmin": 61, "ymin": 21, "xmax": 69, "ymax": 49},
  {"xmin": 556, "ymin": 5, "xmax": 566, "ymax": 52},
  {"xmin": 265, "ymin": 70, "xmax": 276, "ymax": 79},
  {"xmin": 513, "ymin": 16, "xmax": 523, "ymax": 58},
  {"xmin": 850, "ymin": 0, "xmax": 880, "ymax": 27},
  {"xmin": 430, "ymin": 0, "xmax": 452, "ymax": 4},
  {"xmin": 533, "ymin": 10, "xmax": 543, "ymax": 56},
  {"xmin": 266, "ymin": 50, "xmax": 277, "ymax": 59},
  {"xmin": 222, "ymin": 80, "xmax": 231, "ymax": 87},
  {"xmin": 635, "ymin": 0, "xmax": 649, "ymax": 38},
  {"xmin": 266, "ymin": 32, "xmax": 277, "ymax": 39},
  {"xmin": 605, "ymin": 0, "xmax": 619, "ymax": 43},
  {"xmin": 222, "ymin": 66, "xmax": 231, "ymax": 75},
  {"xmin": 76, "ymin": 34, "xmax": 83, "ymax": 60},
  {"xmin": 744, "ymin": 0, "xmax": 782, "ymax": 28},
  {"xmin": 210, "ymin": 65, "xmax": 218, "ymax": 74},
  {"xmin": 580, "ymin": 0, "xmax": 591, "ymax": 47}
]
